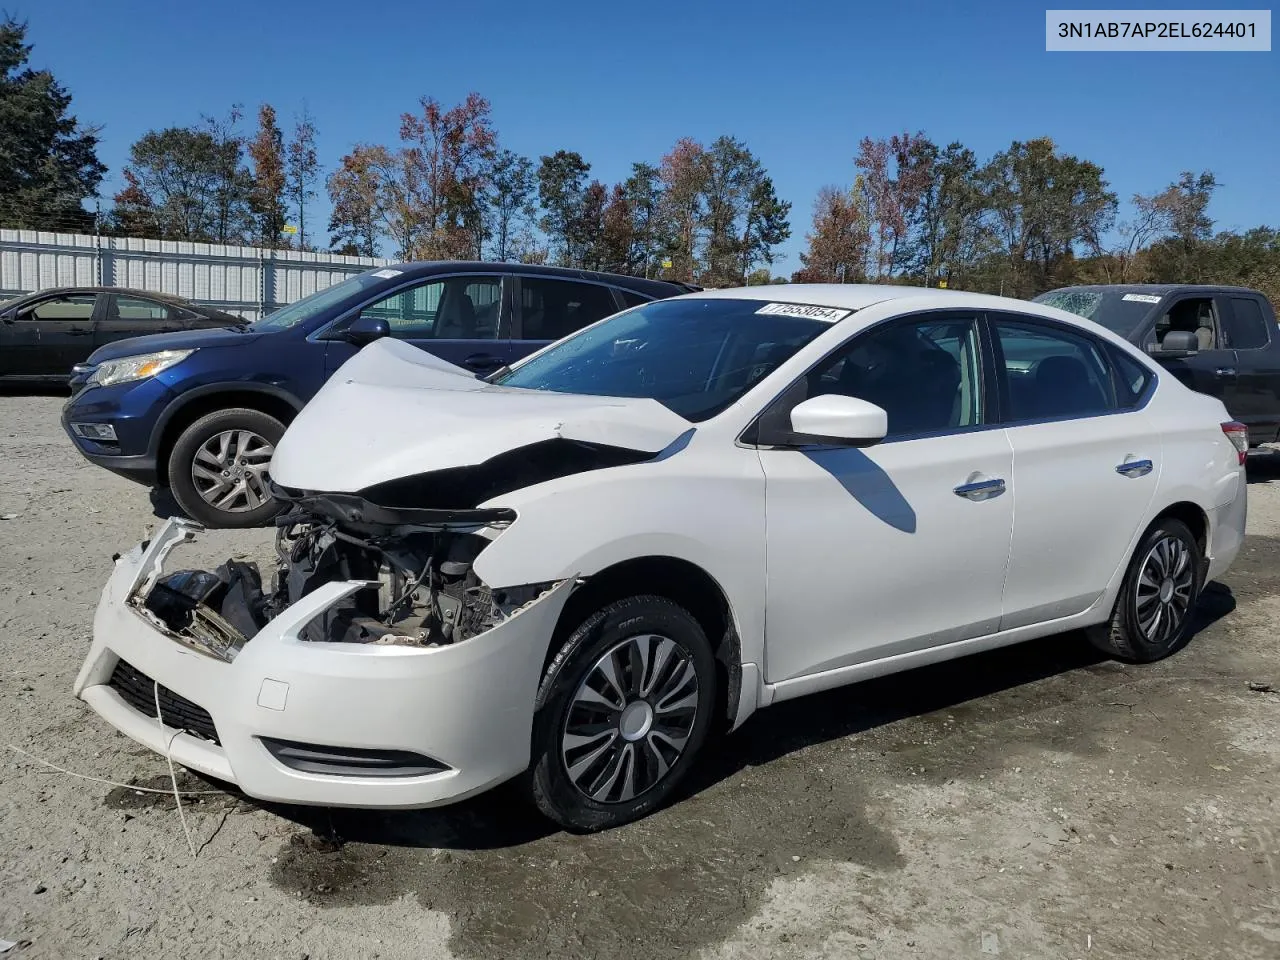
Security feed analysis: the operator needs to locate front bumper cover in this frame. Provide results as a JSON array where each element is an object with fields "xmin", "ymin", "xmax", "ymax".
[{"xmin": 74, "ymin": 518, "xmax": 574, "ymax": 808}]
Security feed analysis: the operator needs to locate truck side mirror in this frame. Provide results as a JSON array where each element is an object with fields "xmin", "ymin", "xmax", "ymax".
[{"xmin": 1148, "ymin": 329, "xmax": 1199, "ymax": 359}]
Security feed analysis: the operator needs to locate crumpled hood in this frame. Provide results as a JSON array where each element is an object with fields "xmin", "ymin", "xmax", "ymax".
[{"xmin": 269, "ymin": 337, "xmax": 693, "ymax": 493}]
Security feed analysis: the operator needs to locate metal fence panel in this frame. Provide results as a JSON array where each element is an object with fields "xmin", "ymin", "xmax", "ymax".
[{"xmin": 0, "ymin": 230, "xmax": 392, "ymax": 320}]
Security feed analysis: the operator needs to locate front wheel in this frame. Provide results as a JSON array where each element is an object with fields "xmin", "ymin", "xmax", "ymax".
[
  {"xmin": 528, "ymin": 595, "xmax": 717, "ymax": 832},
  {"xmin": 1087, "ymin": 518, "xmax": 1203, "ymax": 663},
  {"xmin": 167, "ymin": 407, "xmax": 286, "ymax": 529}
]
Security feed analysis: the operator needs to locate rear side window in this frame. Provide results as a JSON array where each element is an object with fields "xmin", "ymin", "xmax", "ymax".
[
  {"xmin": 112, "ymin": 296, "xmax": 176, "ymax": 322},
  {"xmin": 519, "ymin": 278, "xmax": 618, "ymax": 341},
  {"xmin": 1225, "ymin": 298, "xmax": 1271, "ymax": 349},
  {"xmin": 993, "ymin": 319, "xmax": 1117, "ymax": 421},
  {"xmin": 617, "ymin": 289, "xmax": 651, "ymax": 309}
]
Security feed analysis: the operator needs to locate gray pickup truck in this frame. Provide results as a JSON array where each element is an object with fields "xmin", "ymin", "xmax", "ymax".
[{"xmin": 1035, "ymin": 284, "xmax": 1280, "ymax": 447}]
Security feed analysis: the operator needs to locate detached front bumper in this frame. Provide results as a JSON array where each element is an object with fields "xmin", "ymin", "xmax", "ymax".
[{"xmin": 74, "ymin": 519, "xmax": 573, "ymax": 808}]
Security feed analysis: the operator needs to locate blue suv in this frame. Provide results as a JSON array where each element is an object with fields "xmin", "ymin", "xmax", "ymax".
[{"xmin": 63, "ymin": 261, "xmax": 693, "ymax": 528}]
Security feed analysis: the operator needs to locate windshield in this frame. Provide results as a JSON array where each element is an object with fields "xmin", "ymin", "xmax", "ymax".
[
  {"xmin": 250, "ymin": 271, "xmax": 394, "ymax": 332},
  {"xmin": 493, "ymin": 298, "xmax": 832, "ymax": 422},
  {"xmin": 1034, "ymin": 289, "xmax": 1163, "ymax": 337}
]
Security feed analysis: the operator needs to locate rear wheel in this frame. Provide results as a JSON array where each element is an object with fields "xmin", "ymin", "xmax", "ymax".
[
  {"xmin": 528, "ymin": 595, "xmax": 716, "ymax": 832},
  {"xmin": 167, "ymin": 408, "xmax": 285, "ymax": 529},
  {"xmin": 1088, "ymin": 518, "xmax": 1203, "ymax": 663}
]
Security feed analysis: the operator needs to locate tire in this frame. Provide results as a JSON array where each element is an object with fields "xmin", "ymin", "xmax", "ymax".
[
  {"xmin": 1088, "ymin": 518, "xmax": 1203, "ymax": 663},
  {"xmin": 167, "ymin": 407, "xmax": 286, "ymax": 529},
  {"xmin": 528, "ymin": 595, "xmax": 717, "ymax": 832}
]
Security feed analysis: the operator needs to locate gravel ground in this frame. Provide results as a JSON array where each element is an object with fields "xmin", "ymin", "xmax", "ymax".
[{"xmin": 1, "ymin": 391, "xmax": 1278, "ymax": 960}]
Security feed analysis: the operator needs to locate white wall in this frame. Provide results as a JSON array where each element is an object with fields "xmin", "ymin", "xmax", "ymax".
[{"xmin": 0, "ymin": 230, "xmax": 393, "ymax": 320}]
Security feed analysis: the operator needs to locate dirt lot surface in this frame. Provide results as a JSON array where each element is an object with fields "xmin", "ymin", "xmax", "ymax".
[{"xmin": 1, "ymin": 391, "xmax": 1278, "ymax": 960}]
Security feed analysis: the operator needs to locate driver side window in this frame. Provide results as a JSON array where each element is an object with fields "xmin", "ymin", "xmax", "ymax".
[
  {"xmin": 1153, "ymin": 297, "xmax": 1220, "ymax": 350},
  {"xmin": 25, "ymin": 294, "xmax": 97, "ymax": 322},
  {"xmin": 359, "ymin": 276, "xmax": 502, "ymax": 340},
  {"xmin": 806, "ymin": 315, "xmax": 983, "ymax": 439}
]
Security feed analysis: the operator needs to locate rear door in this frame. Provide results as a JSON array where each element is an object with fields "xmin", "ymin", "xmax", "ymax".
[
  {"xmin": 5, "ymin": 292, "xmax": 101, "ymax": 377},
  {"xmin": 511, "ymin": 276, "xmax": 625, "ymax": 362},
  {"xmin": 95, "ymin": 293, "xmax": 186, "ymax": 348},
  {"xmin": 1219, "ymin": 294, "xmax": 1280, "ymax": 444},
  {"xmin": 323, "ymin": 273, "xmax": 513, "ymax": 376},
  {"xmin": 992, "ymin": 313, "xmax": 1160, "ymax": 629}
]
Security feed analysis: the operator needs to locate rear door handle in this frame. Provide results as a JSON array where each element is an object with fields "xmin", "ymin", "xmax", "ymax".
[
  {"xmin": 1116, "ymin": 459, "xmax": 1154, "ymax": 478},
  {"xmin": 1215, "ymin": 366, "xmax": 1237, "ymax": 377},
  {"xmin": 953, "ymin": 478, "xmax": 1006, "ymax": 500}
]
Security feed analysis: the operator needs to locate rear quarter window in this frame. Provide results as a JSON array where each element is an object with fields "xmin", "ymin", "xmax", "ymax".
[
  {"xmin": 1109, "ymin": 347, "xmax": 1154, "ymax": 408},
  {"xmin": 616, "ymin": 288, "xmax": 651, "ymax": 309}
]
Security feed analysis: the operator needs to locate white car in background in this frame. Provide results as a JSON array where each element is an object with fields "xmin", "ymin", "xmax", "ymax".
[{"xmin": 74, "ymin": 285, "xmax": 1248, "ymax": 831}]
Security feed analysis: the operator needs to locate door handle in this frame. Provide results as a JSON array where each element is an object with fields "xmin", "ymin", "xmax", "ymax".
[
  {"xmin": 1214, "ymin": 366, "xmax": 1237, "ymax": 377},
  {"xmin": 462, "ymin": 353, "xmax": 504, "ymax": 372},
  {"xmin": 953, "ymin": 478, "xmax": 1006, "ymax": 500},
  {"xmin": 1116, "ymin": 459, "xmax": 1154, "ymax": 478}
]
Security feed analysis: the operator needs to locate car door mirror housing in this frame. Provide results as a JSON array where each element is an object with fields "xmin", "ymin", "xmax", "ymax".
[
  {"xmin": 343, "ymin": 314, "xmax": 391, "ymax": 346},
  {"xmin": 786, "ymin": 395, "xmax": 888, "ymax": 446},
  {"xmin": 1149, "ymin": 329, "xmax": 1199, "ymax": 358}
]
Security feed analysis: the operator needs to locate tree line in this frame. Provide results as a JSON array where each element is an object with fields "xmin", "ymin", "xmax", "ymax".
[
  {"xmin": 323, "ymin": 96, "xmax": 791, "ymax": 286},
  {"xmin": 795, "ymin": 133, "xmax": 1278, "ymax": 303},
  {"xmin": 2, "ymin": 17, "xmax": 1277, "ymax": 302}
]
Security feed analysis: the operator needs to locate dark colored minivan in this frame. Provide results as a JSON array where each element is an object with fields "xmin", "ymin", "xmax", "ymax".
[{"xmin": 63, "ymin": 262, "xmax": 695, "ymax": 527}]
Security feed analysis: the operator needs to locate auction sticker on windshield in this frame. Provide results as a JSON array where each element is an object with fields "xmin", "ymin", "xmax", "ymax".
[
  {"xmin": 371, "ymin": 268, "xmax": 404, "ymax": 279},
  {"xmin": 1122, "ymin": 293, "xmax": 1163, "ymax": 303},
  {"xmin": 756, "ymin": 302, "xmax": 852, "ymax": 322}
]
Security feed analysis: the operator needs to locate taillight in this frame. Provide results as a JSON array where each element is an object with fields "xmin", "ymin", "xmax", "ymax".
[{"xmin": 1221, "ymin": 421, "xmax": 1248, "ymax": 465}]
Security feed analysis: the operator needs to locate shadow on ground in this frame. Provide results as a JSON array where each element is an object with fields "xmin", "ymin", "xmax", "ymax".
[
  {"xmin": 88, "ymin": 536, "xmax": 1272, "ymax": 960},
  {"xmin": 228, "ymin": 547, "xmax": 1263, "ymax": 960}
]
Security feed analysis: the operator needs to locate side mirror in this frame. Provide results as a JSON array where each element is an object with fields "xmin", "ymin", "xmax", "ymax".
[
  {"xmin": 788, "ymin": 394, "xmax": 888, "ymax": 446},
  {"xmin": 343, "ymin": 313, "xmax": 390, "ymax": 346},
  {"xmin": 1149, "ymin": 329, "xmax": 1199, "ymax": 359},
  {"xmin": 0, "ymin": 310, "xmax": 14, "ymax": 324}
]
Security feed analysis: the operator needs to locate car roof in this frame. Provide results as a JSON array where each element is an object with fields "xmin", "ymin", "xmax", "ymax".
[
  {"xmin": 672, "ymin": 282, "xmax": 1147, "ymax": 343},
  {"xmin": 680, "ymin": 283, "xmax": 1080, "ymax": 318},
  {"xmin": 7, "ymin": 285, "xmax": 201, "ymax": 306},
  {"xmin": 385, "ymin": 260, "xmax": 694, "ymax": 297}
]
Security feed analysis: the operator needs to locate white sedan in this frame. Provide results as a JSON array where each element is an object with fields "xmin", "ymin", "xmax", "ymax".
[{"xmin": 74, "ymin": 285, "xmax": 1247, "ymax": 831}]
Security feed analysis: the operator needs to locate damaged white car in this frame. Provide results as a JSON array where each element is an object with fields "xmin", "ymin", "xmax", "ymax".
[{"xmin": 75, "ymin": 286, "xmax": 1247, "ymax": 831}]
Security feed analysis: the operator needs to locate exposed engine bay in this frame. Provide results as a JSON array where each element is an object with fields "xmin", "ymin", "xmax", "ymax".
[{"xmin": 133, "ymin": 486, "xmax": 559, "ymax": 663}]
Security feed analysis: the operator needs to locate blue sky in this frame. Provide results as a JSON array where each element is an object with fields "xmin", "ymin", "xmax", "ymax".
[{"xmin": 21, "ymin": 0, "xmax": 1280, "ymax": 270}]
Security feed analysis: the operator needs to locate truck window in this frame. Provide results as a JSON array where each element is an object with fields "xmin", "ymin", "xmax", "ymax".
[
  {"xmin": 1224, "ymin": 298, "xmax": 1271, "ymax": 349},
  {"xmin": 1155, "ymin": 298, "xmax": 1219, "ymax": 350}
]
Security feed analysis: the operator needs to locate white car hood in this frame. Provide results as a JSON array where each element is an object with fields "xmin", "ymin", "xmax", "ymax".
[{"xmin": 269, "ymin": 337, "xmax": 693, "ymax": 493}]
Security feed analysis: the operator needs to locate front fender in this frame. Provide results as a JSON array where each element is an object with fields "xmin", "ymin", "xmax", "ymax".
[{"xmin": 471, "ymin": 454, "xmax": 768, "ymax": 673}]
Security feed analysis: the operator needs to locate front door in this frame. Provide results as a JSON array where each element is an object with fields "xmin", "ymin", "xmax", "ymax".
[
  {"xmin": 6, "ymin": 292, "xmax": 100, "ymax": 377},
  {"xmin": 324, "ymin": 274, "xmax": 515, "ymax": 377},
  {"xmin": 758, "ymin": 312, "xmax": 1014, "ymax": 683},
  {"xmin": 990, "ymin": 314, "xmax": 1160, "ymax": 628},
  {"xmin": 1148, "ymin": 294, "xmax": 1239, "ymax": 407}
]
